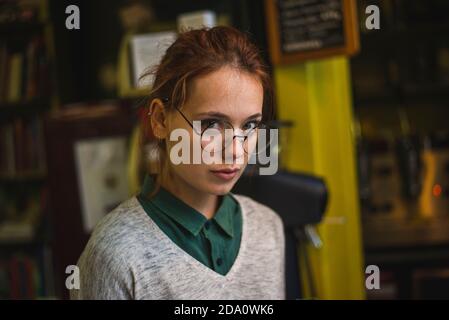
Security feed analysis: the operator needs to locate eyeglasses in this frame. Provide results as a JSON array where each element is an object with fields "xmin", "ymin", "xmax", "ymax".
[{"xmin": 162, "ymin": 98, "xmax": 271, "ymax": 155}]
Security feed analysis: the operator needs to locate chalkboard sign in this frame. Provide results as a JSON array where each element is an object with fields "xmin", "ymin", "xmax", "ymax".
[{"xmin": 265, "ymin": 0, "xmax": 359, "ymax": 64}]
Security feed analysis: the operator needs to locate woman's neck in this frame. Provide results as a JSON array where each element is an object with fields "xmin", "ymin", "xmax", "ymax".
[{"xmin": 159, "ymin": 173, "xmax": 219, "ymax": 220}]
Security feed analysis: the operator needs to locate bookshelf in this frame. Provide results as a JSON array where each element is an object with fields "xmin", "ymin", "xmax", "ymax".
[{"xmin": 0, "ymin": 0, "xmax": 57, "ymax": 299}]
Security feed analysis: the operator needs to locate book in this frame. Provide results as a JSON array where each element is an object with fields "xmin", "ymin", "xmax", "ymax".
[
  {"xmin": 0, "ymin": 249, "xmax": 55, "ymax": 299},
  {"xmin": 0, "ymin": 116, "xmax": 45, "ymax": 175},
  {"xmin": 0, "ymin": 35, "xmax": 48, "ymax": 104},
  {"xmin": 7, "ymin": 53, "xmax": 23, "ymax": 103},
  {"xmin": 0, "ymin": 45, "xmax": 8, "ymax": 103},
  {"xmin": 0, "ymin": 260, "xmax": 9, "ymax": 299},
  {"xmin": 1, "ymin": 124, "xmax": 15, "ymax": 174}
]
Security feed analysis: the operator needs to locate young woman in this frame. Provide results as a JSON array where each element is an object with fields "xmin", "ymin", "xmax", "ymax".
[{"xmin": 71, "ymin": 26, "xmax": 285, "ymax": 300}]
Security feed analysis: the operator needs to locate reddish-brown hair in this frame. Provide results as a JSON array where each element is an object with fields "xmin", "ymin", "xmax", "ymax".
[
  {"xmin": 142, "ymin": 26, "xmax": 273, "ymax": 120},
  {"xmin": 139, "ymin": 26, "xmax": 273, "ymax": 189}
]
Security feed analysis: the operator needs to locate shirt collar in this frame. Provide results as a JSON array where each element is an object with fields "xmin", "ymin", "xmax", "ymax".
[
  {"xmin": 213, "ymin": 194, "xmax": 236, "ymax": 238},
  {"xmin": 140, "ymin": 175, "xmax": 236, "ymax": 237}
]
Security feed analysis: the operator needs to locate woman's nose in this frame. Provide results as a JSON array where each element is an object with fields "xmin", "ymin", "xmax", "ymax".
[{"xmin": 230, "ymin": 136, "xmax": 246, "ymax": 162}]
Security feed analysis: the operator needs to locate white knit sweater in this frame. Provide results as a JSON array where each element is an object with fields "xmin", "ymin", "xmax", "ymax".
[{"xmin": 70, "ymin": 194, "xmax": 286, "ymax": 300}]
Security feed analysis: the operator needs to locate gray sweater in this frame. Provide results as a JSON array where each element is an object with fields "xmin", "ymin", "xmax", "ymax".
[{"xmin": 70, "ymin": 194, "xmax": 286, "ymax": 300}]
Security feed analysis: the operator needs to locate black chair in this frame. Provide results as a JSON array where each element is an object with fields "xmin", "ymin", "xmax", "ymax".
[{"xmin": 233, "ymin": 170, "xmax": 328, "ymax": 300}]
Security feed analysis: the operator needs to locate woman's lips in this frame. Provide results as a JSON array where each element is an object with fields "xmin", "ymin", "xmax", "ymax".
[{"xmin": 210, "ymin": 168, "xmax": 240, "ymax": 181}]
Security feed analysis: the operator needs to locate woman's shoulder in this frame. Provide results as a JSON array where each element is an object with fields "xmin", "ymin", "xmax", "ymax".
[
  {"xmin": 72, "ymin": 197, "xmax": 149, "ymax": 299},
  {"xmin": 78, "ymin": 197, "xmax": 152, "ymax": 263},
  {"xmin": 92, "ymin": 197, "xmax": 148, "ymax": 238},
  {"xmin": 231, "ymin": 193, "xmax": 284, "ymax": 229}
]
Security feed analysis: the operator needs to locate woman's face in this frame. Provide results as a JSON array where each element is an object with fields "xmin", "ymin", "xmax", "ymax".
[{"xmin": 163, "ymin": 66, "xmax": 264, "ymax": 196}]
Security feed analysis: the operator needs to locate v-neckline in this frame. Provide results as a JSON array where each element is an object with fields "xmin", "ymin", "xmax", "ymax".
[{"xmin": 134, "ymin": 194, "xmax": 249, "ymax": 280}]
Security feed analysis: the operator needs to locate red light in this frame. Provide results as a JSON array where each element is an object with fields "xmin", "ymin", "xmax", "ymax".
[{"xmin": 433, "ymin": 184, "xmax": 442, "ymax": 197}]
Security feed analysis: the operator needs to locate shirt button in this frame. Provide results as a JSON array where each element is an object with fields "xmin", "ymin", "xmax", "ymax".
[
  {"xmin": 204, "ymin": 221, "xmax": 210, "ymax": 230},
  {"xmin": 216, "ymin": 258, "xmax": 223, "ymax": 266}
]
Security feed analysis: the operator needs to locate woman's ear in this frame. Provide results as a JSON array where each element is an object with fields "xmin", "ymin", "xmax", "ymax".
[{"xmin": 149, "ymin": 98, "xmax": 169, "ymax": 139}]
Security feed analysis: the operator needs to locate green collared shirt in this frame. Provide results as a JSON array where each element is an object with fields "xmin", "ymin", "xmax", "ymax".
[{"xmin": 136, "ymin": 175, "xmax": 242, "ymax": 276}]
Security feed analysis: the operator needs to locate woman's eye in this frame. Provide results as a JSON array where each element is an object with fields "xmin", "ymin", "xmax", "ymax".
[
  {"xmin": 242, "ymin": 121, "xmax": 259, "ymax": 132},
  {"xmin": 201, "ymin": 119, "xmax": 221, "ymax": 130}
]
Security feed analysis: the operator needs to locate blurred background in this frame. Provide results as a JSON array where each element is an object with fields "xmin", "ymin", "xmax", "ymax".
[{"xmin": 1, "ymin": 0, "xmax": 449, "ymax": 300}]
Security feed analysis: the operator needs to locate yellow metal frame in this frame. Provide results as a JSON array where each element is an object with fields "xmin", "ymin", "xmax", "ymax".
[{"xmin": 274, "ymin": 56, "xmax": 365, "ymax": 299}]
